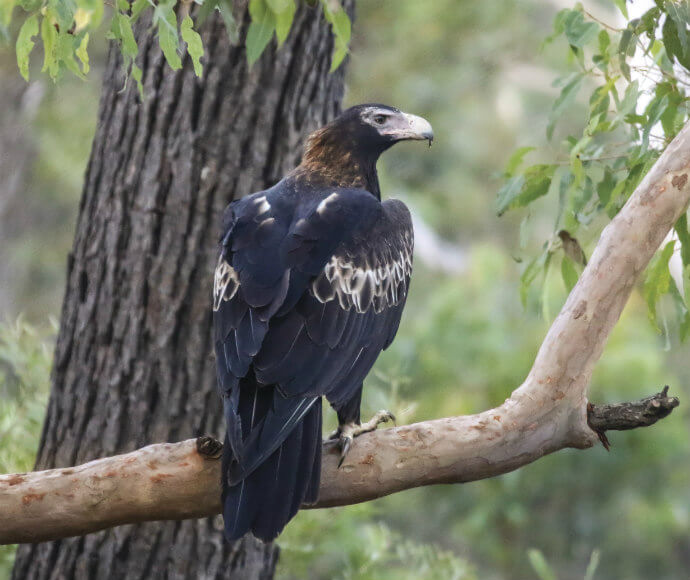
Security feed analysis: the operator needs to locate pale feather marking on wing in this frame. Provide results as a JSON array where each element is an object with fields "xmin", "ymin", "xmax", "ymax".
[{"xmin": 213, "ymin": 256, "xmax": 240, "ymax": 312}]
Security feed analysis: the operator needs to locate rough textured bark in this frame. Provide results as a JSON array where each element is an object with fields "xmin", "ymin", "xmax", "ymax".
[{"xmin": 11, "ymin": 2, "xmax": 352, "ymax": 578}]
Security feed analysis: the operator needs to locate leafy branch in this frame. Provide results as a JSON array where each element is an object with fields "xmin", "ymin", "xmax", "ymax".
[
  {"xmin": 499, "ymin": 1, "xmax": 690, "ymax": 339},
  {"xmin": 4, "ymin": 0, "xmax": 351, "ymax": 91}
]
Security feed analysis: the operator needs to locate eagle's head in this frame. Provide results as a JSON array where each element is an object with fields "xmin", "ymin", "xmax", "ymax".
[
  {"xmin": 333, "ymin": 104, "xmax": 434, "ymax": 153},
  {"xmin": 297, "ymin": 104, "xmax": 433, "ymax": 196}
]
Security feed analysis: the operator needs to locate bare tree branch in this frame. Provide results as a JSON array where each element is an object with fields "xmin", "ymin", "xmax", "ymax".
[
  {"xmin": 0, "ymin": 385, "xmax": 678, "ymax": 546},
  {"xmin": 586, "ymin": 386, "xmax": 679, "ymax": 450},
  {"xmin": 588, "ymin": 386, "xmax": 680, "ymax": 432},
  {"xmin": 3, "ymin": 122, "xmax": 690, "ymax": 546}
]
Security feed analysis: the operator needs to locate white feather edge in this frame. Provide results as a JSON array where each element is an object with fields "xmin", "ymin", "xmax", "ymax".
[
  {"xmin": 213, "ymin": 256, "xmax": 240, "ymax": 311},
  {"xmin": 310, "ymin": 233, "xmax": 413, "ymax": 314}
]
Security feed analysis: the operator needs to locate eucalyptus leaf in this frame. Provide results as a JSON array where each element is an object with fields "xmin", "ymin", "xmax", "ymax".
[
  {"xmin": 40, "ymin": 13, "xmax": 58, "ymax": 77},
  {"xmin": 547, "ymin": 73, "xmax": 584, "ymax": 140},
  {"xmin": 496, "ymin": 165, "xmax": 555, "ymax": 216},
  {"xmin": 644, "ymin": 241, "xmax": 676, "ymax": 332},
  {"xmin": 505, "ymin": 146, "xmax": 535, "ymax": 176},
  {"xmin": 665, "ymin": 0, "xmax": 690, "ymax": 54},
  {"xmin": 246, "ymin": 0, "xmax": 276, "ymax": 65},
  {"xmin": 76, "ymin": 33, "xmax": 90, "ymax": 75},
  {"xmin": 154, "ymin": 0, "xmax": 182, "ymax": 70},
  {"xmin": 322, "ymin": 0, "xmax": 351, "ymax": 70},
  {"xmin": 16, "ymin": 14, "xmax": 39, "ymax": 81},
  {"xmin": 181, "ymin": 15, "xmax": 204, "ymax": 76},
  {"xmin": 563, "ymin": 9, "xmax": 598, "ymax": 48},
  {"xmin": 561, "ymin": 256, "xmax": 579, "ymax": 292},
  {"xmin": 274, "ymin": 0, "xmax": 295, "ymax": 45}
]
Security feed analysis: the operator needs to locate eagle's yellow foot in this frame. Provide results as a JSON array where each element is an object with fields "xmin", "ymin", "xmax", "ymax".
[{"xmin": 324, "ymin": 410, "xmax": 396, "ymax": 467}]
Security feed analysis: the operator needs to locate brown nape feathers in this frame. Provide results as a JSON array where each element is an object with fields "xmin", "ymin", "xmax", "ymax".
[{"xmin": 291, "ymin": 126, "xmax": 367, "ymax": 190}]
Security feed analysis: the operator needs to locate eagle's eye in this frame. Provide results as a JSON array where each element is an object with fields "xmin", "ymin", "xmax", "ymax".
[{"xmin": 373, "ymin": 114, "xmax": 388, "ymax": 125}]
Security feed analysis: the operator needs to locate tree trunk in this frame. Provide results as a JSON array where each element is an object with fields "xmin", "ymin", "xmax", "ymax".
[{"xmin": 11, "ymin": 2, "xmax": 351, "ymax": 578}]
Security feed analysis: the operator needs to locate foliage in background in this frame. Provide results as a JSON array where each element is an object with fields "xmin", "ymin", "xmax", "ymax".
[
  {"xmin": 2, "ymin": 0, "xmax": 351, "ymax": 95},
  {"xmin": 499, "ymin": 1, "xmax": 690, "ymax": 339},
  {"xmin": 528, "ymin": 549, "xmax": 600, "ymax": 580},
  {"xmin": 2, "ymin": 0, "xmax": 690, "ymax": 579},
  {"xmin": 279, "ymin": 504, "xmax": 476, "ymax": 580},
  {"xmin": 0, "ymin": 319, "xmax": 53, "ymax": 578}
]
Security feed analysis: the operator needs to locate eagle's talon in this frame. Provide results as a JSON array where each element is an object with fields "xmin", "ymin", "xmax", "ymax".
[
  {"xmin": 337, "ymin": 435, "xmax": 353, "ymax": 468},
  {"xmin": 334, "ymin": 410, "xmax": 396, "ymax": 467},
  {"xmin": 364, "ymin": 409, "xmax": 396, "ymax": 431}
]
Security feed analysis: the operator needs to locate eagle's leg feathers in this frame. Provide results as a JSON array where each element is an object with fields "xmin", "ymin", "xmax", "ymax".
[{"xmin": 325, "ymin": 410, "xmax": 396, "ymax": 467}]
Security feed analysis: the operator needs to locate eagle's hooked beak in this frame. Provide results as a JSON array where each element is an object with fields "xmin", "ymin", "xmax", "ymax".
[{"xmin": 384, "ymin": 112, "xmax": 434, "ymax": 145}]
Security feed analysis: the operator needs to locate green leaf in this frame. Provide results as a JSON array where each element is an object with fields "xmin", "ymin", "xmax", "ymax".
[
  {"xmin": 57, "ymin": 31, "xmax": 83, "ymax": 77},
  {"xmin": 267, "ymin": 0, "xmax": 291, "ymax": 12},
  {"xmin": 663, "ymin": 13, "xmax": 690, "ymax": 70},
  {"xmin": 666, "ymin": 0, "xmax": 690, "ymax": 54},
  {"xmin": 547, "ymin": 73, "xmax": 584, "ymax": 140},
  {"xmin": 613, "ymin": 0, "xmax": 628, "ymax": 18},
  {"xmin": 49, "ymin": 0, "xmax": 76, "ymax": 31},
  {"xmin": 505, "ymin": 146, "xmax": 535, "ymax": 176},
  {"xmin": 131, "ymin": 0, "xmax": 149, "ymax": 22},
  {"xmin": 618, "ymin": 25, "xmax": 637, "ymax": 80},
  {"xmin": 41, "ymin": 13, "xmax": 58, "ymax": 77},
  {"xmin": 273, "ymin": 0, "xmax": 295, "ymax": 45},
  {"xmin": 497, "ymin": 164, "xmax": 555, "ymax": 216},
  {"xmin": 131, "ymin": 62, "xmax": 144, "ymax": 100},
  {"xmin": 639, "ymin": 6, "xmax": 661, "ymax": 38},
  {"xmin": 588, "ymin": 85, "xmax": 610, "ymax": 122},
  {"xmin": 18, "ymin": 0, "xmax": 42, "ymax": 12},
  {"xmin": 656, "ymin": 82, "xmax": 682, "ymax": 138},
  {"xmin": 644, "ymin": 241, "xmax": 676, "ymax": 332},
  {"xmin": 617, "ymin": 80, "xmax": 639, "ymax": 120},
  {"xmin": 16, "ymin": 14, "xmax": 39, "ymax": 81},
  {"xmin": 0, "ymin": 0, "xmax": 12, "ymax": 26},
  {"xmin": 154, "ymin": 0, "xmax": 182, "ymax": 70},
  {"xmin": 561, "ymin": 255, "xmax": 579, "ymax": 292},
  {"xmin": 76, "ymin": 32, "xmax": 89, "ymax": 75},
  {"xmin": 643, "ymin": 94, "xmax": 670, "ymax": 145},
  {"xmin": 117, "ymin": 13, "xmax": 138, "ymax": 59},
  {"xmin": 520, "ymin": 165, "xmax": 556, "ymax": 206},
  {"xmin": 520, "ymin": 249, "xmax": 549, "ymax": 307},
  {"xmin": 674, "ymin": 213, "xmax": 690, "ymax": 267},
  {"xmin": 322, "ymin": 0, "xmax": 351, "ymax": 71},
  {"xmin": 496, "ymin": 176, "xmax": 525, "ymax": 216},
  {"xmin": 528, "ymin": 549, "xmax": 557, "ymax": 580},
  {"xmin": 181, "ymin": 15, "xmax": 204, "ymax": 76},
  {"xmin": 669, "ymin": 277, "xmax": 690, "ymax": 341},
  {"xmin": 597, "ymin": 167, "xmax": 616, "ymax": 207},
  {"xmin": 563, "ymin": 9, "xmax": 599, "ymax": 48},
  {"xmin": 246, "ymin": 0, "xmax": 276, "ymax": 66},
  {"xmin": 598, "ymin": 29, "xmax": 610, "ymax": 54}
]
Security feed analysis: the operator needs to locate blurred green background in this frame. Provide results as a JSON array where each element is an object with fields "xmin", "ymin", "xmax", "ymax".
[{"xmin": 1, "ymin": 1, "xmax": 689, "ymax": 579}]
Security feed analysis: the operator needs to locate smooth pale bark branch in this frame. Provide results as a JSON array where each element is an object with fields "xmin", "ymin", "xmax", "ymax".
[
  {"xmin": 3, "ymin": 122, "xmax": 690, "ymax": 545},
  {"xmin": 0, "ymin": 387, "xmax": 679, "ymax": 546}
]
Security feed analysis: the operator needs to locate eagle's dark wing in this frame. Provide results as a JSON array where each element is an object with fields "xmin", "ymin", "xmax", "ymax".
[{"xmin": 214, "ymin": 184, "xmax": 413, "ymax": 541}]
